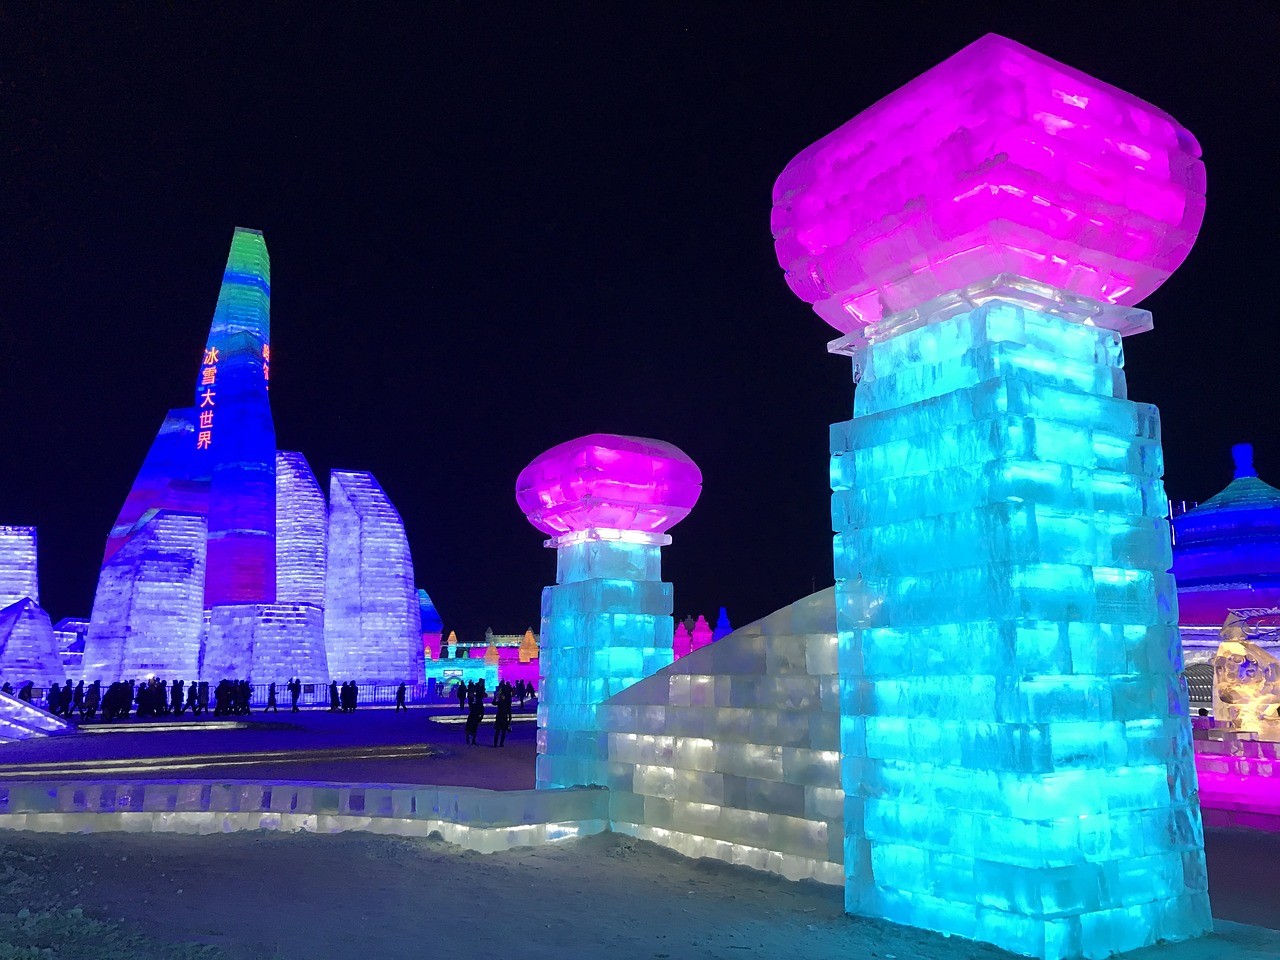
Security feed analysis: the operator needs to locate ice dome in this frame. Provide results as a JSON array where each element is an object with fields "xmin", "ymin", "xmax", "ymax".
[
  {"xmin": 515, "ymin": 433, "xmax": 701, "ymax": 539},
  {"xmin": 1172, "ymin": 443, "xmax": 1280, "ymax": 625}
]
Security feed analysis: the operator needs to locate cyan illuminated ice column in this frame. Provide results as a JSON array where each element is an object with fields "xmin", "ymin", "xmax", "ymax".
[
  {"xmin": 517, "ymin": 434, "xmax": 701, "ymax": 789},
  {"xmin": 198, "ymin": 227, "xmax": 276, "ymax": 606},
  {"xmin": 772, "ymin": 35, "xmax": 1210, "ymax": 960}
]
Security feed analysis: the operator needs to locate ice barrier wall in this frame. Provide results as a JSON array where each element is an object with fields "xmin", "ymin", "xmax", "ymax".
[{"xmin": 601, "ymin": 588, "xmax": 843, "ymax": 884}]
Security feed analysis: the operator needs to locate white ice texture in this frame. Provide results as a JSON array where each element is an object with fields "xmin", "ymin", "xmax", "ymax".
[
  {"xmin": 323, "ymin": 470, "xmax": 422, "ymax": 684},
  {"xmin": 832, "ymin": 300, "xmax": 1210, "ymax": 959},
  {"xmin": 600, "ymin": 587, "xmax": 844, "ymax": 885}
]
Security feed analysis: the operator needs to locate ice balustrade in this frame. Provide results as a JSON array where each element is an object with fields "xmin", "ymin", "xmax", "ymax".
[
  {"xmin": 0, "ymin": 779, "xmax": 607, "ymax": 852},
  {"xmin": 773, "ymin": 33, "xmax": 1210, "ymax": 960},
  {"xmin": 517, "ymin": 434, "xmax": 700, "ymax": 789}
]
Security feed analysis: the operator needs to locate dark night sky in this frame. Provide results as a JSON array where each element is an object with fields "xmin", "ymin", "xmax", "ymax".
[{"xmin": 3, "ymin": 3, "xmax": 1277, "ymax": 639}]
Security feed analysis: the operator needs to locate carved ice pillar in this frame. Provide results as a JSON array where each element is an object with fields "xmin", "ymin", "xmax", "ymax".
[
  {"xmin": 517, "ymin": 434, "xmax": 701, "ymax": 789},
  {"xmin": 771, "ymin": 34, "xmax": 1210, "ymax": 960}
]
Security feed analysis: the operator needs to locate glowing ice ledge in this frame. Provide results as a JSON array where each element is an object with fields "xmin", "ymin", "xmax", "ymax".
[{"xmin": 0, "ymin": 780, "xmax": 608, "ymax": 854}]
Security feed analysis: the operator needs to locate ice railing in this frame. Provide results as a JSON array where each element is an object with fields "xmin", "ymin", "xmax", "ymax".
[{"xmin": 0, "ymin": 779, "xmax": 609, "ymax": 852}]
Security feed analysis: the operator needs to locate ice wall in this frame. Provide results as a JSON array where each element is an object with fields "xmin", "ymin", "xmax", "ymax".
[
  {"xmin": 324, "ymin": 470, "xmax": 422, "ymax": 683},
  {"xmin": 0, "ymin": 599, "xmax": 65, "ymax": 687},
  {"xmin": 276, "ymin": 451, "xmax": 328, "ymax": 606},
  {"xmin": 0, "ymin": 527, "xmax": 39, "ymax": 607},
  {"xmin": 84, "ymin": 511, "xmax": 207, "ymax": 681},
  {"xmin": 603, "ymin": 588, "xmax": 842, "ymax": 884},
  {"xmin": 202, "ymin": 602, "xmax": 328, "ymax": 683}
]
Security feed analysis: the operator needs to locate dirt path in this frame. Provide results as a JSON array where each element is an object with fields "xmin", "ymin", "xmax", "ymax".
[{"xmin": 0, "ymin": 830, "xmax": 1275, "ymax": 960}]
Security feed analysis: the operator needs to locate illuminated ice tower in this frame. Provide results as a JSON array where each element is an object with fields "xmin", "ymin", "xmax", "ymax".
[
  {"xmin": 772, "ymin": 35, "xmax": 1210, "ymax": 959},
  {"xmin": 197, "ymin": 227, "xmax": 276, "ymax": 605},
  {"xmin": 517, "ymin": 434, "xmax": 701, "ymax": 789}
]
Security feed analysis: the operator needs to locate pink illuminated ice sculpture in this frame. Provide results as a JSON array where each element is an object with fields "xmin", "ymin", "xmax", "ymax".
[
  {"xmin": 517, "ymin": 434, "xmax": 700, "ymax": 789},
  {"xmin": 772, "ymin": 33, "xmax": 1205, "ymax": 337}
]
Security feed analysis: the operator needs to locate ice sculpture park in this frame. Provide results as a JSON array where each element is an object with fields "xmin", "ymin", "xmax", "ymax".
[
  {"xmin": 79, "ymin": 229, "xmax": 423, "ymax": 685},
  {"xmin": 4, "ymin": 30, "xmax": 1280, "ymax": 960}
]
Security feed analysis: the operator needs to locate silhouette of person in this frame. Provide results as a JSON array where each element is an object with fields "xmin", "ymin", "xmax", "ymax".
[
  {"xmin": 17, "ymin": 681, "xmax": 33, "ymax": 702},
  {"xmin": 464, "ymin": 694, "xmax": 483, "ymax": 745},
  {"xmin": 493, "ymin": 692, "xmax": 512, "ymax": 747},
  {"xmin": 289, "ymin": 677, "xmax": 301, "ymax": 712},
  {"xmin": 456, "ymin": 681, "xmax": 467, "ymax": 711},
  {"xmin": 265, "ymin": 681, "xmax": 278, "ymax": 712},
  {"xmin": 329, "ymin": 680, "xmax": 340, "ymax": 712},
  {"xmin": 395, "ymin": 682, "xmax": 407, "ymax": 712}
]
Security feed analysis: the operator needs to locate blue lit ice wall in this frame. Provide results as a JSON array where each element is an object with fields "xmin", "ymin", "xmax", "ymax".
[
  {"xmin": 832, "ymin": 301, "xmax": 1210, "ymax": 959},
  {"xmin": 538, "ymin": 539, "xmax": 674, "ymax": 789}
]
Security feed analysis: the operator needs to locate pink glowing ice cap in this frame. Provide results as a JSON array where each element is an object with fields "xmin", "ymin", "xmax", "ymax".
[
  {"xmin": 772, "ymin": 34, "xmax": 1205, "ymax": 336},
  {"xmin": 516, "ymin": 434, "xmax": 701, "ymax": 546}
]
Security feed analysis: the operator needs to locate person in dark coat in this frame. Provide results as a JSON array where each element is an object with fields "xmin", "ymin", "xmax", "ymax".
[
  {"xmin": 492, "ymin": 691, "xmax": 513, "ymax": 747},
  {"xmin": 17, "ymin": 681, "xmax": 33, "ymax": 703},
  {"xmin": 464, "ymin": 693, "xmax": 483, "ymax": 745},
  {"xmin": 264, "ymin": 681, "xmax": 278, "ymax": 712},
  {"xmin": 71, "ymin": 679, "xmax": 85, "ymax": 718},
  {"xmin": 329, "ymin": 680, "xmax": 340, "ymax": 711},
  {"xmin": 171, "ymin": 679, "xmax": 185, "ymax": 716},
  {"xmin": 456, "ymin": 681, "xmax": 467, "ymax": 711},
  {"xmin": 289, "ymin": 677, "xmax": 301, "ymax": 712},
  {"xmin": 394, "ymin": 682, "xmax": 407, "ymax": 712}
]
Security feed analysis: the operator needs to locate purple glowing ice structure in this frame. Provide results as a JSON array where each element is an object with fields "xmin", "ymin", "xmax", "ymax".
[
  {"xmin": 518, "ymin": 434, "xmax": 701, "ymax": 789},
  {"xmin": 515, "ymin": 433, "xmax": 702, "ymax": 546},
  {"xmin": 772, "ymin": 33, "xmax": 1205, "ymax": 336}
]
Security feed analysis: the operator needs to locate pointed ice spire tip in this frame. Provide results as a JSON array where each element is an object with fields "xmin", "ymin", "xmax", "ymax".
[{"xmin": 1232, "ymin": 443, "xmax": 1257, "ymax": 479}]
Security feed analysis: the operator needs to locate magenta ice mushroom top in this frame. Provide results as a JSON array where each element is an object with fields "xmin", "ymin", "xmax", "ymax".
[
  {"xmin": 516, "ymin": 434, "xmax": 702, "ymax": 540},
  {"xmin": 771, "ymin": 33, "xmax": 1205, "ymax": 334}
]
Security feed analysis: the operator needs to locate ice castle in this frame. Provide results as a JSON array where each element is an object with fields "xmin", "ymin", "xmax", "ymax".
[
  {"xmin": 1173, "ymin": 443, "xmax": 1280, "ymax": 663},
  {"xmin": 81, "ymin": 228, "xmax": 423, "ymax": 685}
]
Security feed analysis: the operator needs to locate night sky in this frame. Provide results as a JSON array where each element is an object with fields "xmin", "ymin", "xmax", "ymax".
[{"xmin": 5, "ymin": 4, "xmax": 1277, "ymax": 639}]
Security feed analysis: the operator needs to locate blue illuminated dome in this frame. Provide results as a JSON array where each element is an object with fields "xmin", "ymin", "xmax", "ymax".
[{"xmin": 1173, "ymin": 443, "xmax": 1280, "ymax": 624}]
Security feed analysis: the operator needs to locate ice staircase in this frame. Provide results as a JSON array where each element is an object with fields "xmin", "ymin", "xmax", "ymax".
[{"xmin": 0, "ymin": 691, "xmax": 73, "ymax": 741}]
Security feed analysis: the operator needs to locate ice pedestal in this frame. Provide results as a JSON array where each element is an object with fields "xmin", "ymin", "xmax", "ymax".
[
  {"xmin": 831, "ymin": 298, "xmax": 1210, "ymax": 958},
  {"xmin": 516, "ymin": 434, "xmax": 701, "ymax": 790},
  {"xmin": 538, "ymin": 538, "xmax": 674, "ymax": 789}
]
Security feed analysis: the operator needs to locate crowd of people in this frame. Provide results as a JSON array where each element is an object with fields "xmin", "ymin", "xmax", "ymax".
[
  {"xmin": 460, "ymin": 679, "xmax": 519, "ymax": 747},
  {"xmin": 2, "ymin": 676, "xmax": 535, "ymax": 735}
]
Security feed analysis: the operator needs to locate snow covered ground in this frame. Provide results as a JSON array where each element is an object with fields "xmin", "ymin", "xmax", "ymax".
[{"xmin": 0, "ymin": 829, "xmax": 1275, "ymax": 960}]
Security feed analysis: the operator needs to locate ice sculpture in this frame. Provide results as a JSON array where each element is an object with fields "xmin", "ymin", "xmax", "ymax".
[
  {"xmin": 517, "ymin": 434, "xmax": 701, "ymax": 789},
  {"xmin": 1173, "ymin": 444, "xmax": 1280, "ymax": 650},
  {"xmin": 773, "ymin": 33, "xmax": 1210, "ymax": 960},
  {"xmin": 0, "ymin": 688, "xmax": 73, "ymax": 741},
  {"xmin": 0, "ymin": 527, "xmax": 39, "ymax": 606},
  {"xmin": 419, "ymin": 588, "xmax": 443, "ymax": 661},
  {"xmin": 773, "ymin": 35, "xmax": 1204, "ymax": 334},
  {"xmin": 276, "ymin": 452, "xmax": 328, "ymax": 606},
  {"xmin": 712, "ymin": 606, "xmax": 733, "ymax": 641},
  {"xmin": 101, "ymin": 409, "xmax": 205, "ymax": 565},
  {"xmin": 602, "ymin": 588, "xmax": 843, "ymax": 885},
  {"xmin": 84, "ymin": 512, "xmax": 207, "ymax": 681},
  {"xmin": 199, "ymin": 227, "xmax": 277, "ymax": 606},
  {"xmin": 673, "ymin": 621, "xmax": 692, "ymax": 659},
  {"xmin": 690, "ymin": 614, "xmax": 714, "ymax": 653},
  {"xmin": 1213, "ymin": 627, "xmax": 1280, "ymax": 737},
  {"xmin": 0, "ymin": 599, "xmax": 65, "ymax": 687},
  {"xmin": 324, "ymin": 470, "xmax": 422, "ymax": 683}
]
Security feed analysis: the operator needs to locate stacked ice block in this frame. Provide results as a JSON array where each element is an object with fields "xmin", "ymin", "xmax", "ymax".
[
  {"xmin": 602, "ymin": 588, "xmax": 843, "ymax": 884},
  {"xmin": 773, "ymin": 33, "xmax": 1210, "ymax": 960},
  {"xmin": 517, "ymin": 434, "xmax": 701, "ymax": 789}
]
